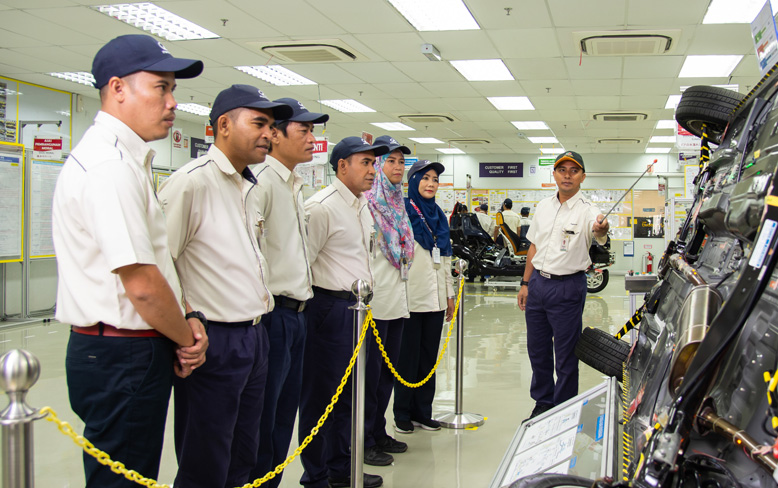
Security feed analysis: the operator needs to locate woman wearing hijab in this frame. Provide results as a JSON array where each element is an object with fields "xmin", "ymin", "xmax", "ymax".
[
  {"xmin": 363, "ymin": 136, "xmax": 416, "ymax": 465},
  {"xmin": 393, "ymin": 160, "xmax": 455, "ymax": 434}
]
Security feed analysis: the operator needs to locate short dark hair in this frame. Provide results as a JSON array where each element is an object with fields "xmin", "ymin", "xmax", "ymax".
[
  {"xmin": 503, "ymin": 199, "xmax": 513, "ymax": 209},
  {"xmin": 520, "ymin": 207, "xmax": 530, "ymax": 216},
  {"xmin": 274, "ymin": 119, "xmax": 290, "ymax": 137},
  {"xmin": 480, "ymin": 203, "xmax": 488, "ymax": 212}
]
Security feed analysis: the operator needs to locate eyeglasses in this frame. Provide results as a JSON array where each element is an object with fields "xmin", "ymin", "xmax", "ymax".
[{"xmin": 555, "ymin": 166, "xmax": 581, "ymax": 176}]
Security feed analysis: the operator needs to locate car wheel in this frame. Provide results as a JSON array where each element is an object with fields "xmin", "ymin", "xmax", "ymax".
[
  {"xmin": 508, "ymin": 474, "xmax": 596, "ymax": 488},
  {"xmin": 586, "ymin": 269, "xmax": 609, "ymax": 293},
  {"xmin": 675, "ymin": 85, "xmax": 744, "ymax": 144},
  {"xmin": 575, "ymin": 327, "xmax": 630, "ymax": 382}
]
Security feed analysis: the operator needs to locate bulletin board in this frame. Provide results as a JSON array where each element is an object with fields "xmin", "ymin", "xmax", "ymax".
[
  {"xmin": 29, "ymin": 159, "xmax": 63, "ymax": 258},
  {"xmin": 632, "ymin": 190, "xmax": 665, "ymax": 238},
  {"xmin": 0, "ymin": 143, "xmax": 25, "ymax": 262},
  {"xmin": 153, "ymin": 170, "xmax": 172, "ymax": 192}
]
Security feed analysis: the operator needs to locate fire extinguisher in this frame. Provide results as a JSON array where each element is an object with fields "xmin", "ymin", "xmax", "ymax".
[{"xmin": 647, "ymin": 252, "xmax": 653, "ymax": 273}]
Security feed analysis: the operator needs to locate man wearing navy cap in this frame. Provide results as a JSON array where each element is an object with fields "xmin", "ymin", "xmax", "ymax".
[
  {"xmin": 249, "ymin": 98, "xmax": 328, "ymax": 487},
  {"xmin": 517, "ymin": 151, "xmax": 609, "ymax": 420},
  {"xmin": 299, "ymin": 136, "xmax": 389, "ymax": 488},
  {"xmin": 158, "ymin": 85, "xmax": 293, "ymax": 487},
  {"xmin": 52, "ymin": 34, "xmax": 207, "ymax": 487}
]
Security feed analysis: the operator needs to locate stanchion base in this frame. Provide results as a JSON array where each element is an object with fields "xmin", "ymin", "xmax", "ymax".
[{"xmin": 436, "ymin": 411, "xmax": 485, "ymax": 429}]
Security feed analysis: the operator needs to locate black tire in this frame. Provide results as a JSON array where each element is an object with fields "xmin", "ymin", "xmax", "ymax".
[
  {"xmin": 586, "ymin": 269, "xmax": 609, "ymax": 293},
  {"xmin": 508, "ymin": 474, "xmax": 595, "ymax": 488},
  {"xmin": 575, "ymin": 327, "xmax": 630, "ymax": 382},
  {"xmin": 675, "ymin": 85, "xmax": 744, "ymax": 144}
]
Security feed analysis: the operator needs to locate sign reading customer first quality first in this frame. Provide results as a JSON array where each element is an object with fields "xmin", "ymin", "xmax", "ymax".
[{"xmin": 479, "ymin": 162, "xmax": 523, "ymax": 178}]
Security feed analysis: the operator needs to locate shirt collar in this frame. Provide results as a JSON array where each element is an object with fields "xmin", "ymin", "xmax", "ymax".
[
  {"xmin": 94, "ymin": 111, "xmax": 154, "ymax": 167},
  {"xmin": 556, "ymin": 189, "xmax": 584, "ymax": 208},
  {"xmin": 208, "ymin": 145, "xmax": 257, "ymax": 184},
  {"xmin": 332, "ymin": 177, "xmax": 365, "ymax": 208}
]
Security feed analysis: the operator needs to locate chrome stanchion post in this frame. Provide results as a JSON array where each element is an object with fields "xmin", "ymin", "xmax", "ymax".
[
  {"xmin": 1, "ymin": 349, "xmax": 43, "ymax": 488},
  {"xmin": 349, "ymin": 279, "xmax": 371, "ymax": 488},
  {"xmin": 437, "ymin": 259, "xmax": 485, "ymax": 429}
]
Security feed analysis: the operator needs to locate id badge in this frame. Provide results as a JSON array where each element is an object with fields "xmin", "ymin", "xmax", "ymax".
[
  {"xmin": 432, "ymin": 245, "xmax": 441, "ymax": 266},
  {"xmin": 561, "ymin": 230, "xmax": 572, "ymax": 252},
  {"xmin": 370, "ymin": 231, "xmax": 377, "ymax": 259},
  {"xmin": 256, "ymin": 215, "xmax": 266, "ymax": 239},
  {"xmin": 400, "ymin": 256, "xmax": 409, "ymax": 281}
]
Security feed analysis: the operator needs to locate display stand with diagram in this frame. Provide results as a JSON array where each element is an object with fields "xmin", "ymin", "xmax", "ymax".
[{"xmin": 488, "ymin": 378, "xmax": 619, "ymax": 488}]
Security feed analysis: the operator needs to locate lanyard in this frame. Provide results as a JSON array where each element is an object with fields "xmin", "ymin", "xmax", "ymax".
[{"xmin": 409, "ymin": 199, "xmax": 437, "ymax": 245}]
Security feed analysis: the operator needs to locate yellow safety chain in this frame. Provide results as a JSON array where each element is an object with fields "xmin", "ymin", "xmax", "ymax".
[
  {"xmin": 368, "ymin": 277, "xmax": 465, "ymax": 388},
  {"xmin": 40, "ymin": 313, "xmax": 373, "ymax": 488}
]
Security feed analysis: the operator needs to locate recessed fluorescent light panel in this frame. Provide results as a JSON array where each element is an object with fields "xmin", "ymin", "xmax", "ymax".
[
  {"xmin": 177, "ymin": 103, "xmax": 210, "ymax": 116},
  {"xmin": 511, "ymin": 121, "xmax": 549, "ymax": 130},
  {"xmin": 655, "ymin": 120, "xmax": 677, "ymax": 129},
  {"xmin": 528, "ymin": 136, "xmax": 559, "ymax": 144},
  {"xmin": 646, "ymin": 147, "xmax": 672, "ymax": 153},
  {"xmin": 703, "ymin": 0, "xmax": 778, "ymax": 24},
  {"xmin": 665, "ymin": 95, "xmax": 682, "ymax": 109},
  {"xmin": 540, "ymin": 147, "xmax": 565, "ymax": 154},
  {"xmin": 387, "ymin": 0, "xmax": 480, "ymax": 31},
  {"xmin": 436, "ymin": 148, "xmax": 465, "ymax": 154},
  {"xmin": 450, "ymin": 60, "xmax": 514, "ymax": 81},
  {"xmin": 409, "ymin": 137, "xmax": 444, "ymax": 144},
  {"xmin": 488, "ymin": 97, "xmax": 535, "ymax": 111},
  {"xmin": 92, "ymin": 3, "xmax": 220, "ymax": 41},
  {"xmin": 49, "ymin": 72, "xmax": 96, "ymax": 86},
  {"xmin": 678, "ymin": 55, "xmax": 743, "ymax": 78},
  {"xmin": 319, "ymin": 99, "xmax": 376, "ymax": 113},
  {"xmin": 371, "ymin": 122, "xmax": 415, "ymax": 131},
  {"xmin": 650, "ymin": 136, "xmax": 676, "ymax": 143},
  {"xmin": 235, "ymin": 66, "xmax": 316, "ymax": 86}
]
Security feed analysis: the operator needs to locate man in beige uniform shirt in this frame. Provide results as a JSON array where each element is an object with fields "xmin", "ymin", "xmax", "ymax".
[
  {"xmin": 159, "ymin": 85, "xmax": 292, "ymax": 488},
  {"xmin": 52, "ymin": 34, "xmax": 207, "ymax": 488}
]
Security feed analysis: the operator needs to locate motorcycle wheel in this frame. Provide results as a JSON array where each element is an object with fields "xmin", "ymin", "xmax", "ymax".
[{"xmin": 586, "ymin": 269, "xmax": 608, "ymax": 293}]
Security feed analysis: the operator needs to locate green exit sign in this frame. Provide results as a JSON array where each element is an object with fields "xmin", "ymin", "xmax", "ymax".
[{"xmin": 538, "ymin": 158, "xmax": 555, "ymax": 166}]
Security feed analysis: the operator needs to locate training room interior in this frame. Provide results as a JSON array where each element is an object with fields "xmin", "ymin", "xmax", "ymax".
[{"xmin": 0, "ymin": 0, "xmax": 767, "ymax": 486}]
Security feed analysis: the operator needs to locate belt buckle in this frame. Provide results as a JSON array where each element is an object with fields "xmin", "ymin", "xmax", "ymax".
[
  {"xmin": 539, "ymin": 271, "xmax": 551, "ymax": 279},
  {"xmin": 297, "ymin": 301, "xmax": 306, "ymax": 313}
]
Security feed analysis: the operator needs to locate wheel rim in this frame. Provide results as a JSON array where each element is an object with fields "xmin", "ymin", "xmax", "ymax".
[{"xmin": 587, "ymin": 271, "xmax": 604, "ymax": 289}]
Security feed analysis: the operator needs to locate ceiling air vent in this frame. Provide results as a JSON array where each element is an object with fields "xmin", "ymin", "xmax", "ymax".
[
  {"xmin": 246, "ymin": 39, "xmax": 365, "ymax": 63},
  {"xmin": 573, "ymin": 30, "xmax": 680, "ymax": 56},
  {"xmin": 448, "ymin": 139, "xmax": 490, "ymax": 145},
  {"xmin": 598, "ymin": 138, "xmax": 642, "ymax": 144},
  {"xmin": 398, "ymin": 114, "xmax": 457, "ymax": 124},
  {"xmin": 593, "ymin": 112, "xmax": 648, "ymax": 122}
]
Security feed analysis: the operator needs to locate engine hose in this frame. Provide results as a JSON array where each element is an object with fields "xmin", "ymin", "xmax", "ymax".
[{"xmin": 699, "ymin": 411, "xmax": 778, "ymax": 474}]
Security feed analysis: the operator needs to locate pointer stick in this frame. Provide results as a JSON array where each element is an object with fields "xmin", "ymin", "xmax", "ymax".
[{"xmin": 599, "ymin": 159, "xmax": 658, "ymax": 224}]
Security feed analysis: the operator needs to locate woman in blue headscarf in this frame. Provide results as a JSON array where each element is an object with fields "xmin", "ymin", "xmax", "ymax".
[{"xmin": 393, "ymin": 160, "xmax": 454, "ymax": 434}]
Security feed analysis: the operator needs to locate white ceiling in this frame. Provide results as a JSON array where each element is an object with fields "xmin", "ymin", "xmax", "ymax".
[{"xmin": 0, "ymin": 0, "xmax": 766, "ymax": 155}]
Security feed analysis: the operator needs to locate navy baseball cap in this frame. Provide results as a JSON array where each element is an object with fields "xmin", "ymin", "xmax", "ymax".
[
  {"xmin": 273, "ymin": 98, "xmax": 329, "ymax": 124},
  {"xmin": 330, "ymin": 137, "xmax": 390, "ymax": 170},
  {"xmin": 92, "ymin": 35, "xmax": 203, "ymax": 89},
  {"xmin": 407, "ymin": 160, "xmax": 445, "ymax": 179},
  {"xmin": 375, "ymin": 135, "xmax": 411, "ymax": 155},
  {"xmin": 554, "ymin": 150, "xmax": 585, "ymax": 171},
  {"xmin": 209, "ymin": 85, "xmax": 294, "ymax": 126},
  {"xmin": 480, "ymin": 203, "xmax": 489, "ymax": 212}
]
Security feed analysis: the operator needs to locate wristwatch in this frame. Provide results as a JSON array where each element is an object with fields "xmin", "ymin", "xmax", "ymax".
[
  {"xmin": 520, "ymin": 280, "xmax": 530, "ymax": 287},
  {"xmin": 185, "ymin": 310, "xmax": 208, "ymax": 329}
]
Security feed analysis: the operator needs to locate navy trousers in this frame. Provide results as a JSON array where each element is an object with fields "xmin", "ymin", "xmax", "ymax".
[
  {"xmin": 364, "ymin": 318, "xmax": 404, "ymax": 448},
  {"xmin": 299, "ymin": 292, "xmax": 358, "ymax": 488},
  {"xmin": 66, "ymin": 332, "xmax": 174, "ymax": 488},
  {"xmin": 393, "ymin": 311, "xmax": 445, "ymax": 423},
  {"xmin": 525, "ymin": 269, "xmax": 587, "ymax": 406},
  {"xmin": 251, "ymin": 306, "xmax": 307, "ymax": 488},
  {"xmin": 174, "ymin": 322, "xmax": 269, "ymax": 488}
]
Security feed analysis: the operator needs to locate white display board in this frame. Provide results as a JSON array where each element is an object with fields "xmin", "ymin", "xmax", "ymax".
[
  {"xmin": 29, "ymin": 159, "xmax": 63, "ymax": 258},
  {"xmin": 0, "ymin": 149, "xmax": 23, "ymax": 261}
]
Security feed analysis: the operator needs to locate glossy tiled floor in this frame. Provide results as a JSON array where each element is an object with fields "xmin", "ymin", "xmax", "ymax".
[{"xmin": 0, "ymin": 276, "xmax": 632, "ymax": 488}]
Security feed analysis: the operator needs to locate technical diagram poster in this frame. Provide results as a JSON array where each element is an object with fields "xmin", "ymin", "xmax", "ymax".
[
  {"xmin": 502, "ymin": 428, "xmax": 577, "ymax": 486},
  {"xmin": 518, "ymin": 401, "xmax": 583, "ymax": 452},
  {"xmin": 29, "ymin": 160, "xmax": 62, "ymax": 257},
  {"xmin": 751, "ymin": 0, "xmax": 778, "ymax": 77},
  {"xmin": 0, "ymin": 151, "xmax": 23, "ymax": 259}
]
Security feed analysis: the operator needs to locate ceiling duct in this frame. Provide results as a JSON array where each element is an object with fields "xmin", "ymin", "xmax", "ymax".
[
  {"xmin": 398, "ymin": 114, "xmax": 457, "ymax": 123},
  {"xmin": 598, "ymin": 138, "xmax": 642, "ymax": 144},
  {"xmin": 247, "ymin": 39, "xmax": 365, "ymax": 63},
  {"xmin": 593, "ymin": 112, "xmax": 648, "ymax": 122},
  {"xmin": 448, "ymin": 138, "xmax": 490, "ymax": 145},
  {"xmin": 573, "ymin": 30, "xmax": 680, "ymax": 56}
]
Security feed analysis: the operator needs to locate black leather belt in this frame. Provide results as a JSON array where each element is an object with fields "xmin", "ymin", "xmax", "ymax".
[
  {"xmin": 536, "ymin": 270, "xmax": 584, "ymax": 281},
  {"xmin": 273, "ymin": 295, "xmax": 307, "ymax": 313},
  {"xmin": 312, "ymin": 286, "xmax": 372, "ymax": 303},
  {"xmin": 207, "ymin": 320, "xmax": 255, "ymax": 327}
]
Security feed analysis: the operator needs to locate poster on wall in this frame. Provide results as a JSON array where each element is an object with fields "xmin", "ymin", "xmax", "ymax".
[
  {"xmin": 0, "ymin": 150, "xmax": 23, "ymax": 260},
  {"xmin": 32, "ymin": 137, "xmax": 62, "ymax": 160},
  {"xmin": 29, "ymin": 160, "xmax": 63, "ymax": 257},
  {"xmin": 684, "ymin": 164, "xmax": 700, "ymax": 199},
  {"xmin": 751, "ymin": 0, "xmax": 778, "ymax": 76},
  {"xmin": 312, "ymin": 138, "xmax": 328, "ymax": 165}
]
